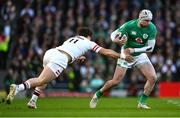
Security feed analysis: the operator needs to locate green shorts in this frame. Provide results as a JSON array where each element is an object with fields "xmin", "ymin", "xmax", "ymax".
[{"xmin": 117, "ymin": 53, "xmax": 151, "ymax": 68}]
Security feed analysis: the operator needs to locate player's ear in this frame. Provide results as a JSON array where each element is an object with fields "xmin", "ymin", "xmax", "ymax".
[{"xmin": 87, "ymin": 36, "xmax": 91, "ymax": 40}]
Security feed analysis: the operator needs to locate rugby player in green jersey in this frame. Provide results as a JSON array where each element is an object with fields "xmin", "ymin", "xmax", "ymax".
[{"xmin": 90, "ymin": 9, "xmax": 157, "ymax": 109}]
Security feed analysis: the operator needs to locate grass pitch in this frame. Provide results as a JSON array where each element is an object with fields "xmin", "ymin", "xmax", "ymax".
[{"xmin": 0, "ymin": 97, "xmax": 179, "ymax": 117}]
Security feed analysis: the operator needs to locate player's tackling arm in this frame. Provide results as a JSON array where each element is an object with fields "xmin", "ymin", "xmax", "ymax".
[
  {"xmin": 98, "ymin": 48, "xmax": 120, "ymax": 59},
  {"xmin": 90, "ymin": 41, "xmax": 133, "ymax": 62},
  {"xmin": 98, "ymin": 48, "xmax": 134, "ymax": 62}
]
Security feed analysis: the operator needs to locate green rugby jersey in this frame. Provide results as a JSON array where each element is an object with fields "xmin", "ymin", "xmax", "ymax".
[{"xmin": 117, "ymin": 19, "xmax": 157, "ymax": 56}]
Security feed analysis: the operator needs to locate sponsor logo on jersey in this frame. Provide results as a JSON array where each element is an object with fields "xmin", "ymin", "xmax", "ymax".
[
  {"xmin": 143, "ymin": 34, "xmax": 148, "ymax": 39},
  {"xmin": 131, "ymin": 31, "xmax": 136, "ymax": 35},
  {"xmin": 135, "ymin": 38, "xmax": 143, "ymax": 43}
]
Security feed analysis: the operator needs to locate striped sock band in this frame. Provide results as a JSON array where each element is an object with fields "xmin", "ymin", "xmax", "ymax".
[
  {"xmin": 33, "ymin": 89, "xmax": 41, "ymax": 96},
  {"xmin": 23, "ymin": 82, "xmax": 31, "ymax": 89}
]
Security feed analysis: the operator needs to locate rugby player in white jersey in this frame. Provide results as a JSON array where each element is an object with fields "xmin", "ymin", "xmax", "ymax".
[{"xmin": 6, "ymin": 27, "xmax": 133, "ymax": 108}]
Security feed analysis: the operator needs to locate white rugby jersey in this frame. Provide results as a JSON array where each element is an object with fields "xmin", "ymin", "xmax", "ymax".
[{"xmin": 56, "ymin": 36, "xmax": 102, "ymax": 62}]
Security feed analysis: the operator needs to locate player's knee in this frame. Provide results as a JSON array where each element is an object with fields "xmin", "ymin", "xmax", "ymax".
[
  {"xmin": 148, "ymin": 74, "xmax": 157, "ymax": 84},
  {"xmin": 106, "ymin": 79, "xmax": 119, "ymax": 87}
]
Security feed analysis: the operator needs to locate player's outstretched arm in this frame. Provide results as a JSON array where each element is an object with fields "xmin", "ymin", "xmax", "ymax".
[
  {"xmin": 98, "ymin": 48, "xmax": 134, "ymax": 62},
  {"xmin": 98, "ymin": 48, "xmax": 119, "ymax": 59}
]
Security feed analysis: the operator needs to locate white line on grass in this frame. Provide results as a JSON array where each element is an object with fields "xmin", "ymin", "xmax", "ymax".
[{"xmin": 167, "ymin": 99, "xmax": 180, "ymax": 107}]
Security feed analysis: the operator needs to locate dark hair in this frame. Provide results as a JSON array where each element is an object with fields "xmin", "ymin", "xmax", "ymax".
[{"xmin": 77, "ymin": 27, "xmax": 93, "ymax": 38}]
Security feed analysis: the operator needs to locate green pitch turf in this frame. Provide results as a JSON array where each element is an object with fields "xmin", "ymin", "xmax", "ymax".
[{"xmin": 0, "ymin": 97, "xmax": 179, "ymax": 117}]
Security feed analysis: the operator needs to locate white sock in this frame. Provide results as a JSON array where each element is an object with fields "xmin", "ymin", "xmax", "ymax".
[
  {"xmin": 17, "ymin": 82, "xmax": 31, "ymax": 93},
  {"xmin": 31, "ymin": 94, "xmax": 38, "ymax": 103},
  {"xmin": 17, "ymin": 84, "xmax": 25, "ymax": 93},
  {"xmin": 30, "ymin": 88, "xmax": 41, "ymax": 103}
]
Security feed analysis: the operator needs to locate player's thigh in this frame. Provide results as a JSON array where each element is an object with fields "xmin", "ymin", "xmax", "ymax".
[
  {"xmin": 39, "ymin": 48, "xmax": 68, "ymax": 84},
  {"xmin": 37, "ymin": 84, "xmax": 48, "ymax": 90},
  {"xmin": 112, "ymin": 65, "xmax": 127, "ymax": 82},
  {"xmin": 38, "ymin": 63, "xmax": 64, "ymax": 84},
  {"xmin": 138, "ymin": 62, "xmax": 156, "ymax": 80},
  {"xmin": 135, "ymin": 53, "xmax": 156, "ymax": 79},
  {"xmin": 37, "ymin": 65, "xmax": 57, "ymax": 84}
]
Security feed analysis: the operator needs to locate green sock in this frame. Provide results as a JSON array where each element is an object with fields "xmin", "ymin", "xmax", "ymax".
[
  {"xmin": 139, "ymin": 93, "xmax": 148, "ymax": 104},
  {"xmin": 95, "ymin": 90, "xmax": 103, "ymax": 99}
]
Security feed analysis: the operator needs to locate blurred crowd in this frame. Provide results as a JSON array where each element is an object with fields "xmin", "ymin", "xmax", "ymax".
[{"xmin": 0, "ymin": 0, "xmax": 180, "ymax": 96}]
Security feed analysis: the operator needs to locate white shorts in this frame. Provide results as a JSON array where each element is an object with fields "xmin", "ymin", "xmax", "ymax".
[
  {"xmin": 43, "ymin": 48, "xmax": 69, "ymax": 77},
  {"xmin": 117, "ymin": 53, "xmax": 151, "ymax": 68}
]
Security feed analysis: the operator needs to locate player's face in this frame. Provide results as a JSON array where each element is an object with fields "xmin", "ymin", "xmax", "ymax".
[{"xmin": 139, "ymin": 20, "xmax": 150, "ymax": 27}]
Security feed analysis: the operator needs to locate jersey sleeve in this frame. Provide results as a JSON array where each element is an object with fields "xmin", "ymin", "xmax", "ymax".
[
  {"xmin": 90, "ymin": 41, "xmax": 102, "ymax": 53},
  {"xmin": 148, "ymin": 24, "xmax": 157, "ymax": 40},
  {"xmin": 118, "ymin": 23, "xmax": 127, "ymax": 32}
]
